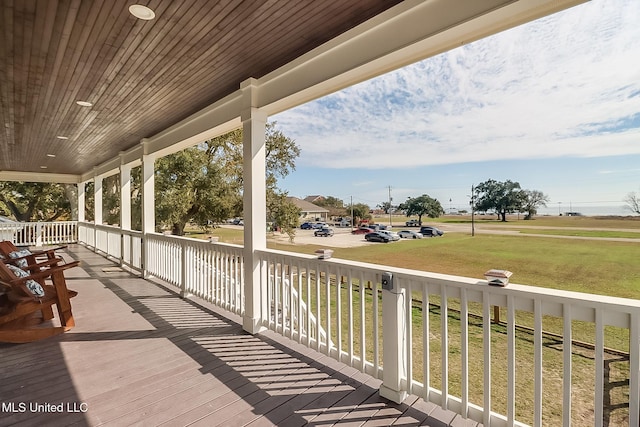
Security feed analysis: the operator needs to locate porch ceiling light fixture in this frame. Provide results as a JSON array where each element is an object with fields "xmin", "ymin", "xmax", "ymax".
[
  {"xmin": 129, "ymin": 4, "xmax": 155, "ymax": 20},
  {"xmin": 56, "ymin": 136, "xmax": 68, "ymax": 140},
  {"xmin": 46, "ymin": 154, "xmax": 56, "ymax": 158},
  {"xmin": 40, "ymin": 166, "xmax": 47, "ymax": 169},
  {"xmin": 76, "ymin": 100, "xmax": 93, "ymax": 107}
]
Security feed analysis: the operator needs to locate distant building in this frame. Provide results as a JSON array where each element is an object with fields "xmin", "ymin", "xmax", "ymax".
[
  {"xmin": 303, "ymin": 195, "xmax": 325, "ymax": 204},
  {"xmin": 287, "ymin": 197, "xmax": 329, "ymax": 221}
]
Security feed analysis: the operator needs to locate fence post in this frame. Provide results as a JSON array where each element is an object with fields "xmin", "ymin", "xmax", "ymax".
[
  {"xmin": 36, "ymin": 222, "xmax": 43, "ymax": 247},
  {"xmin": 180, "ymin": 243, "xmax": 190, "ymax": 298},
  {"xmin": 379, "ymin": 274, "xmax": 408, "ymax": 404}
]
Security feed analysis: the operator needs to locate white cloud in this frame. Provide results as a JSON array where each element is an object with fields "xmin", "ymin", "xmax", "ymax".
[{"xmin": 274, "ymin": 0, "xmax": 640, "ymax": 170}]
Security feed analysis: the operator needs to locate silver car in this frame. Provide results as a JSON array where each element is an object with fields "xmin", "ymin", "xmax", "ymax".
[
  {"xmin": 379, "ymin": 230, "xmax": 400, "ymax": 241},
  {"xmin": 398, "ymin": 230, "xmax": 423, "ymax": 239}
]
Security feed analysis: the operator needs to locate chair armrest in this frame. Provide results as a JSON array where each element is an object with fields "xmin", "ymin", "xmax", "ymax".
[{"xmin": 29, "ymin": 245, "xmax": 68, "ymax": 257}]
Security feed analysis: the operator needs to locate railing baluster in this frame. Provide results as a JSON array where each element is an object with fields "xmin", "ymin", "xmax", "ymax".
[
  {"xmin": 406, "ymin": 280, "xmax": 413, "ymax": 394},
  {"xmin": 483, "ymin": 291, "xmax": 492, "ymax": 427},
  {"xmin": 423, "ymin": 284, "xmax": 430, "ymax": 403},
  {"xmin": 441, "ymin": 283, "xmax": 449, "ymax": 409},
  {"xmin": 461, "ymin": 287, "xmax": 469, "ymax": 418},
  {"xmin": 594, "ymin": 309, "xmax": 604, "ymax": 427},
  {"xmin": 372, "ymin": 273, "xmax": 379, "ymax": 378},
  {"xmin": 507, "ymin": 295, "xmax": 516, "ymax": 426},
  {"xmin": 325, "ymin": 266, "xmax": 331, "ymax": 356},
  {"xmin": 630, "ymin": 312, "xmax": 639, "ymax": 427},
  {"xmin": 563, "ymin": 304, "xmax": 572, "ymax": 426},
  {"xmin": 336, "ymin": 267, "xmax": 342, "ymax": 362},
  {"xmin": 534, "ymin": 299, "xmax": 543, "ymax": 427}
]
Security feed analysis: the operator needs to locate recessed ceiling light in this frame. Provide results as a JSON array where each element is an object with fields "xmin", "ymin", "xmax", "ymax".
[
  {"xmin": 40, "ymin": 166, "xmax": 48, "ymax": 169},
  {"xmin": 76, "ymin": 100, "xmax": 93, "ymax": 107},
  {"xmin": 56, "ymin": 135, "xmax": 68, "ymax": 140},
  {"xmin": 129, "ymin": 4, "xmax": 155, "ymax": 20},
  {"xmin": 47, "ymin": 154, "xmax": 56, "ymax": 158}
]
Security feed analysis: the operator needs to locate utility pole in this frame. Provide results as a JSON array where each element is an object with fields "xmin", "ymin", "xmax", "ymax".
[
  {"xmin": 350, "ymin": 196, "xmax": 354, "ymax": 230},
  {"xmin": 471, "ymin": 184, "xmax": 475, "ymax": 237},
  {"xmin": 388, "ymin": 185, "xmax": 392, "ymax": 226}
]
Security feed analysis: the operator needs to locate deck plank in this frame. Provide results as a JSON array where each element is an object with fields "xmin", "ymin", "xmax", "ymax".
[{"xmin": 0, "ymin": 244, "xmax": 472, "ymax": 426}]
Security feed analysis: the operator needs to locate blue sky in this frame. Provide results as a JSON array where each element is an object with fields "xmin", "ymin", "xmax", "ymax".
[{"xmin": 273, "ymin": 0, "xmax": 640, "ymax": 215}]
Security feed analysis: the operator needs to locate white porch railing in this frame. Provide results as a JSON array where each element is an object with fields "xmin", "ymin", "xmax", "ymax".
[
  {"xmin": 257, "ymin": 247, "xmax": 640, "ymax": 427},
  {"xmin": 69, "ymin": 225, "xmax": 640, "ymax": 427},
  {"xmin": 78, "ymin": 222, "xmax": 143, "ymax": 273},
  {"xmin": 145, "ymin": 233, "xmax": 245, "ymax": 316},
  {"xmin": 0, "ymin": 221, "xmax": 77, "ymax": 247}
]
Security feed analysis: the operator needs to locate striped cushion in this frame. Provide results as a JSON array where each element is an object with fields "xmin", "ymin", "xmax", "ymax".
[
  {"xmin": 6, "ymin": 264, "xmax": 45, "ymax": 297},
  {"xmin": 8, "ymin": 249, "xmax": 32, "ymax": 268}
]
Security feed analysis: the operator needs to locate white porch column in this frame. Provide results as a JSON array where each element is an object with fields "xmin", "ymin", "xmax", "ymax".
[
  {"xmin": 241, "ymin": 79, "xmax": 268, "ymax": 334},
  {"xmin": 77, "ymin": 181, "xmax": 85, "ymax": 222},
  {"xmin": 141, "ymin": 151, "xmax": 155, "ymax": 277},
  {"xmin": 120, "ymin": 162, "xmax": 132, "ymax": 230},
  {"xmin": 141, "ymin": 152, "xmax": 155, "ymax": 234},
  {"xmin": 120, "ymin": 162, "xmax": 132, "ymax": 268},
  {"xmin": 379, "ymin": 275, "xmax": 408, "ymax": 404},
  {"xmin": 93, "ymin": 174, "xmax": 103, "ymax": 253},
  {"xmin": 94, "ymin": 174, "xmax": 103, "ymax": 225}
]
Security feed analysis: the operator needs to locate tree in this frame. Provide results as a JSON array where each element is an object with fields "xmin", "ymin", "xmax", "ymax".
[
  {"xmin": 0, "ymin": 182, "xmax": 71, "ymax": 222},
  {"xmin": 624, "ymin": 190, "xmax": 640, "ymax": 215},
  {"xmin": 314, "ymin": 196, "xmax": 346, "ymax": 217},
  {"xmin": 267, "ymin": 193, "xmax": 301, "ymax": 242},
  {"xmin": 377, "ymin": 201, "xmax": 395, "ymax": 214},
  {"xmin": 348, "ymin": 203, "xmax": 371, "ymax": 225},
  {"xmin": 399, "ymin": 194, "xmax": 443, "ymax": 224},
  {"xmin": 152, "ymin": 122, "xmax": 300, "ymax": 236},
  {"xmin": 474, "ymin": 179, "xmax": 525, "ymax": 222},
  {"xmin": 521, "ymin": 189, "xmax": 550, "ymax": 220}
]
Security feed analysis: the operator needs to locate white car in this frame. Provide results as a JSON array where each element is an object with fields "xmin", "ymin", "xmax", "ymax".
[
  {"xmin": 398, "ymin": 230, "xmax": 423, "ymax": 239},
  {"xmin": 379, "ymin": 230, "xmax": 400, "ymax": 241}
]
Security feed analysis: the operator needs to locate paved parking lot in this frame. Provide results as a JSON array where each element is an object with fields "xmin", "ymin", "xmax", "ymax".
[{"xmin": 271, "ymin": 226, "xmax": 410, "ymax": 248}]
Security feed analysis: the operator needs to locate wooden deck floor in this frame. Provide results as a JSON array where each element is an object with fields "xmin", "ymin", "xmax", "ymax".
[{"xmin": 0, "ymin": 245, "xmax": 479, "ymax": 427}]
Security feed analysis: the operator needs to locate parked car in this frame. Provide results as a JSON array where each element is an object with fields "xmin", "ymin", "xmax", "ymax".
[
  {"xmin": 352, "ymin": 227, "xmax": 374, "ymax": 235},
  {"xmin": 314, "ymin": 227, "xmax": 334, "ymax": 237},
  {"xmin": 405, "ymin": 219, "xmax": 420, "ymax": 227},
  {"xmin": 333, "ymin": 218, "xmax": 352, "ymax": 227},
  {"xmin": 232, "ymin": 218, "xmax": 244, "ymax": 225},
  {"xmin": 312, "ymin": 222, "xmax": 328, "ymax": 229},
  {"xmin": 364, "ymin": 231, "xmax": 392, "ymax": 243},
  {"xmin": 398, "ymin": 230, "xmax": 423, "ymax": 239},
  {"xmin": 379, "ymin": 230, "xmax": 400, "ymax": 241},
  {"xmin": 419, "ymin": 226, "xmax": 444, "ymax": 237},
  {"xmin": 300, "ymin": 222, "xmax": 314, "ymax": 230}
]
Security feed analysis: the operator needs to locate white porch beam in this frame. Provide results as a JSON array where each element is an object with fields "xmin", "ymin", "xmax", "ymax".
[
  {"xmin": 241, "ymin": 79, "xmax": 268, "ymax": 334},
  {"xmin": 0, "ymin": 171, "xmax": 80, "ymax": 184}
]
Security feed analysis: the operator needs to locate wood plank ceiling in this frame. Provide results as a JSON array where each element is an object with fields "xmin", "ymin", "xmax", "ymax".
[{"xmin": 0, "ymin": 0, "xmax": 402, "ymax": 177}]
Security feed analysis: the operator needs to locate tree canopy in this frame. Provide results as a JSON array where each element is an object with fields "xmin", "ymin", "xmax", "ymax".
[
  {"xmin": 399, "ymin": 194, "xmax": 443, "ymax": 224},
  {"xmin": 474, "ymin": 179, "xmax": 523, "ymax": 222},
  {"xmin": 473, "ymin": 179, "xmax": 548, "ymax": 221},
  {"xmin": 521, "ymin": 189, "xmax": 549, "ymax": 220},
  {"xmin": 348, "ymin": 203, "xmax": 371, "ymax": 225},
  {"xmin": 625, "ymin": 189, "xmax": 640, "ymax": 215},
  {"xmin": 153, "ymin": 122, "xmax": 300, "ymax": 236},
  {"xmin": 0, "ymin": 182, "xmax": 72, "ymax": 222}
]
